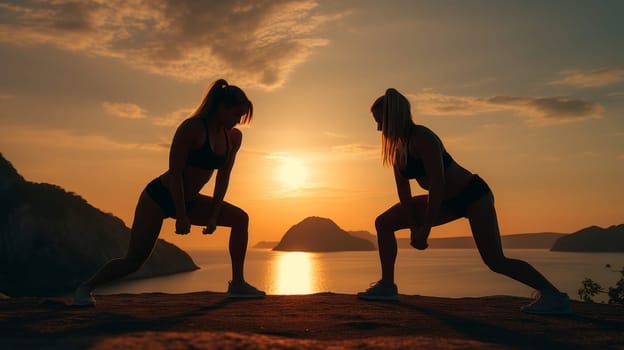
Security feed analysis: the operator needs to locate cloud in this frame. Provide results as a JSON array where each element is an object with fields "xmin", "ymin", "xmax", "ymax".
[
  {"xmin": 331, "ymin": 143, "xmax": 379, "ymax": 159},
  {"xmin": 0, "ymin": 0, "xmax": 345, "ymax": 89},
  {"xmin": 0, "ymin": 125, "xmax": 165, "ymax": 152},
  {"xmin": 102, "ymin": 101, "xmax": 147, "ymax": 119},
  {"xmin": 479, "ymin": 123, "xmax": 504, "ymax": 130},
  {"xmin": 608, "ymin": 92, "xmax": 624, "ymax": 98},
  {"xmin": 550, "ymin": 67, "xmax": 624, "ymax": 88},
  {"xmin": 153, "ymin": 108, "xmax": 194, "ymax": 126},
  {"xmin": 409, "ymin": 90, "xmax": 604, "ymax": 126},
  {"xmin": 323, "ymin": 131, "xmax": 349, "ymax": 139}
]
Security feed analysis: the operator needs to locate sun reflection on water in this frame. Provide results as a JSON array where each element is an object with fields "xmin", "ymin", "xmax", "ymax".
[{"xmin": 270, "ymin": 252, "xmax": 320, "ymax": 295}]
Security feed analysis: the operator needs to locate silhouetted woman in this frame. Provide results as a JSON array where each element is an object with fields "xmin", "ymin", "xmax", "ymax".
[
  {"xmin": 357, "ymin": 88, "xmax": 570, "ymax": 314},
  {"xmin": 73, "ymin": 79, "xmax": 265, "ymax": 306}
]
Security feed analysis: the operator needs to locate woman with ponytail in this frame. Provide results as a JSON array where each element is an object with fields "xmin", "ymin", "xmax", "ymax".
[
  {"xmin": 73, "ymin": 79, "xmax": 265, "ymax": 306},
  {"xmin": 357, "ymin": 88, "xmax": 571, "ymax": 314}
]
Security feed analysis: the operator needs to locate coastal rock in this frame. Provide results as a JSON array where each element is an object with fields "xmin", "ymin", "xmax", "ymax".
[
  {"xmin": 0, "ymin": 153, "xmax": 198, "ymax": 297},
  {"xmin": 273, "ymin": 217, "xmax": 375, "ymax": 252},
  {"xmin": 551, "ymin": 225, "xmax": 624, "ymax": 252},
  {"xmin": 347, "ymin": 230, "xmax": 377, "ymax": 248},
  {"xmin": 252, "ymin": 241, "xmax": 279, "ymax": 249}
]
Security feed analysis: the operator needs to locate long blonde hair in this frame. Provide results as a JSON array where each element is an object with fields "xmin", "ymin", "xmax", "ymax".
[
  {"xmin": 191, "ymin": 79, "xmax": 253, "ymax": 124},
  {"xmin": 371, "ymin": 88, "xmax": 414, "ymax": 166}
]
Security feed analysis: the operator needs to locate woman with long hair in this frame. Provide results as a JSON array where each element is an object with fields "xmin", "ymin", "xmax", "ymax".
[
  {"xmin": 73, "ymin": 79, "xmax": 265, "ymax": 306},
  {"xmin": 357, "ymin": 88, "xmax": 571, "ymax": 314}
]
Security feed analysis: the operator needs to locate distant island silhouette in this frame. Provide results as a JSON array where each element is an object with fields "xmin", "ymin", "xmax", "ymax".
[
  {"xmin": 397, "ymin": 232, "xmax": 566, "ymax": 250},
  {"xmin": 257, "ymin": 233, "xmax": 565, "ymax": 250},
  {"xmin": 257, "ymin": 225, "xmax": 624, "ymax": 252},
  {"xmin": 0, "ymin": 153, "xmax": 198, "ymax": 297},
  {"xmin": 273, "ymin": 217, "xmax": 375, "ymax": 252},
  {"xmin": 551, "ymin": 225, "xmax": 624, "ymax": 252}
]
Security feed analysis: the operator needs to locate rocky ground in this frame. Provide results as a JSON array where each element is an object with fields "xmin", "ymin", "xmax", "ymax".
[{"xmin": 1, "ymin": 292, "xmax": 623, "ymax": 349}]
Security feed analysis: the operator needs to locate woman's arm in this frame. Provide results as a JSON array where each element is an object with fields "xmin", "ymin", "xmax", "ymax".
[
  {"xmin": 203, "ymin": 128, "xmax": 242, "ymax": 234},
  {"xmin": 168, "ymin": 119, "xmax": 196, "ymax": 234},
  {"xmin": 393, "ymin": 164, "xmax": 413, "ymax": 210},
  {"xmin": 414, "ymin": 130, "xmax": 445, "ymax": 232}
]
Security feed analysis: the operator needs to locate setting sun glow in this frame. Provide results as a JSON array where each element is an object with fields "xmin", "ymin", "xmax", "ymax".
[
  {"xmin": 277, "ymin": 157, "xmax": 308, "ymax": 191},
  {"xmin": 271, "ymin": 252, "xmax": 319, "ymax": 295}
]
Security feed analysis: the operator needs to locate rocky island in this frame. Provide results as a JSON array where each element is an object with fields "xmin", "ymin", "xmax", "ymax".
[
  {"xmin": 273, "ymin": 217, "xmax": 375, "ymax": 252},
  {"xmin": 0, "ymin": 153, "xmax": 198, "ymax": 297},
  {"xmin": 551, "ymin": 224, "xmax": 624, "ymax": 252}
]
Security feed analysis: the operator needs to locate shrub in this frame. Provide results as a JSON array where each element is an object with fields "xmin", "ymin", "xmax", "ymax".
[{"xmin": 578, "ymin": 264, "xmax": 624, "ymax": 305}]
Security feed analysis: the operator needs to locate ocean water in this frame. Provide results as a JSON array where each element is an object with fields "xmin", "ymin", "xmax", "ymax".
[{"xmin": 96, "ymin": 248, "xmax": 624, "ymax": 302}]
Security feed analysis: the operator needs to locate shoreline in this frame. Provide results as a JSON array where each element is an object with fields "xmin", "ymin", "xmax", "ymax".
[{"xmin": 1, "ymin": 292, "xmax": 622, "ymax": 349}]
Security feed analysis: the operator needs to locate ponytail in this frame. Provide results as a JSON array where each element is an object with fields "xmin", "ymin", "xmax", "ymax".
[
  {"xmin": 380, "ymin": 88, "xmax": 413, "ymax": 166},
  {"xmin": 191, "ymin": 79, "xmax": 253, "ymax": 125}
]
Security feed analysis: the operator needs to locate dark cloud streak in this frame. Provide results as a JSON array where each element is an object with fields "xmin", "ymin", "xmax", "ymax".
[{"xmin": 410, "ymin": 90, "xmax": 604, "ymax": 126}]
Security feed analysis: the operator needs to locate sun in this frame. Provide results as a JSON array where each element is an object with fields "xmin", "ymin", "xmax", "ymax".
[{"xmin": 277, "ymin": 157, "xmax": 307, "ymax": 190}]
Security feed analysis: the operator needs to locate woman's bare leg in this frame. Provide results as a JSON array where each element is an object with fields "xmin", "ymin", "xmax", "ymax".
[
  {"xmin": 188, "ymin": 196, "xmax": 249, "ymax": 282},
  {"xmin": 83, "ymin": 191, "xmax": 164, "ymax": 289},
  {"xmin": 375, "ymin": 202, "xmax": 406, "ymax": 285},
  {"xmin": 375, "ymin": 196, "xmax": 458, "ymax": 284},
  {"xmin": 467, "ymin": 192, "xmax": 559, "ymax": 292}
]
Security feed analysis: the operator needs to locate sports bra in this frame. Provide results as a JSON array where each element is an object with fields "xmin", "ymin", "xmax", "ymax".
[
  {"xmin": 399, "ymin": 151, "xmax": 454, "ymax": 179},
  {"xmin": 187, "ymin": 119, "xmax": 229, "ymax": 170},
  {"xmin": 398, "ymin": 125, "xmax": 455, "ymax": 179}
]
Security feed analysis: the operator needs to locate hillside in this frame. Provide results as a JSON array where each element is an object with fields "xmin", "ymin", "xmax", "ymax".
[
  {"xmin": 0, "ymin": 153, "xmax": 198, "ymax": 297},
  {"xmin": 551, "ymin": 225, "xmax": 624, "ymax": 252},
  {"xmin": 273, "ymin": 217, "xmax": 375, "ymax": 252}
]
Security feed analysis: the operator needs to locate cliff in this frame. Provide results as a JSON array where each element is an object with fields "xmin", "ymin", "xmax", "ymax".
[
  {"xmin": 0, "ymin": 153, "xmax": 198, "ymax": 296},
  {"xmin": 551, "ymin": 225, "xmax": 624, "ymax": 252},
  {"xmin": 273, "ymin": 217, "xmax": 375, "ymax": 252}
]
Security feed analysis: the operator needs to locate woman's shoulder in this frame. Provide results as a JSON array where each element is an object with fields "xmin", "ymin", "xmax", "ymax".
[
  {"xmin": 180, "ymin": 116, "xmax": 203, "ymax": 128},
  {"xmin": 410, "ymin": 124, "xmax": 443, "ymax": 149},
  {"xmin": 177, "ymin": 116, "xmax": 207, "ymax": 135},
  {"xmin": 410, "ymin": 124, "xmax": 436, "ymax": 140},
  {"xmin": 227, "ymin": 127, "xmax": 243, "ymax": 148},
  {"xmin": 173, "ymin": 116, "xmax": 199, "ymax": 131},
  {"xmin": 412, "ymin": 124, "xmax": 436, "ymax": 136}
]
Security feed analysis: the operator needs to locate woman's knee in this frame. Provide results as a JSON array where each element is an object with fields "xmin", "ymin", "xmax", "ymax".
[
  {"xmin": 123, "ymin": 254, "xmax": 148, "ymax": 273},
  {"xmin": 231, "ymin": 207, "xmax": 249, "ymax": 230},
  {"xmin": 375, "ymin": 213, "xmax": 390, "ymax": 232},
  {"xmin": 482, "ymin": 255, "xmax": 510, "ymax": 274},
  {"xmin": 375, "ymin": 207, "xmax": 413, "ymax": 233}
]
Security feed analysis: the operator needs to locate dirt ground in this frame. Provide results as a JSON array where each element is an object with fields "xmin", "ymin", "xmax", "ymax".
[{"xmin": 1, "ymin": 292, "xmax": 623, "ymax": 349}]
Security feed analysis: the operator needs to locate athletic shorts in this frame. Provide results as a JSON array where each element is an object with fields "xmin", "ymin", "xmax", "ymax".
[
  {"xmin": 441, "ymin": 175, "xmax": 492, "ymax": 217},
  {"xmin": 144, "ymin": 177, "xmax": 196, "ymax": 218}
]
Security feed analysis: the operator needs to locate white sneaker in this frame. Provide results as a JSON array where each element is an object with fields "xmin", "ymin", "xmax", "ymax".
[
  {"xmin": 72, "ymin": 285, "xmax": 96, "ymax": 307},
  {"xmin": 521, "ymin": 290, "xmax": 572, "ymax": 315}
]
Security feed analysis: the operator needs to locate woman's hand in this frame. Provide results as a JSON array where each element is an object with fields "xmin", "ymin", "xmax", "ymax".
[
  {"xmin": 410, "ymin": 224, "xmax": 431, "ymax": 250},
  {"xmin": 202, "ymin": 215, "xmax": 217, "ymax": 235},
  {"xmin": 175, "ymin": 215, "xmax": 191, "ymax": 235}
]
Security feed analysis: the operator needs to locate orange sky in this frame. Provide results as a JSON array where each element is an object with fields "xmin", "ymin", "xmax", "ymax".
[{"xmin": 1, "ymin": 1, "xmax": 623, "ymax": 250}]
